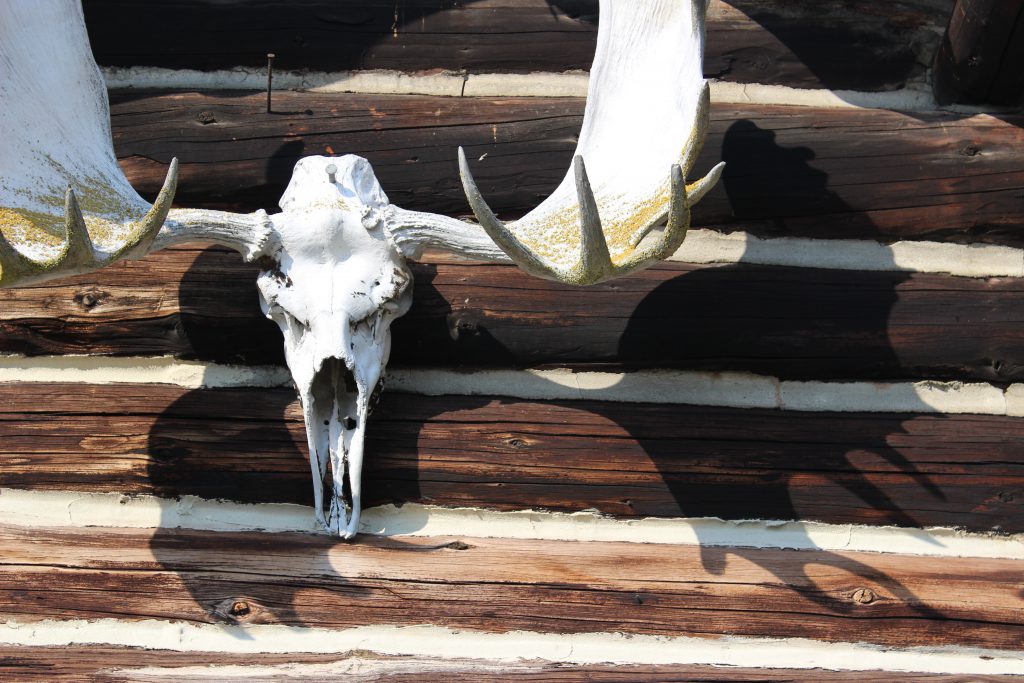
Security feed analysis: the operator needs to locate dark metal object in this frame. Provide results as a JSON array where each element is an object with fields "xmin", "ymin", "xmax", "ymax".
[{"xmin": 266, "ymin": 52, "xmax": 275, "ymax": 113}]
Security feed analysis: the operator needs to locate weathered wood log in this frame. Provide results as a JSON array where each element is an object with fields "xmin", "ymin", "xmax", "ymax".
[
  {"xmin": 1, "ymin": 383, "xmax": 1020, "ymax": 532},
  {"xmin": 0, "ymin": 646, "xmax": 1014, "ymax": 682},
  {"xmin": 83, "ymin": 0, "xmax": 949, "ymax": 93},
  {"xmin": 1, "ymin": 523, "xmax": 1021, "ymax": 650},
  {"xmin": 109, "ymin": 91, "xmax": 1024, "ymax": 245},
  {"xmin": 1, "ymin": 246, "xmax": 1023, "ymax": 382},
  {"xmin": 933, "ymin": 0, "xmax": 1024, "ymax": 104}
]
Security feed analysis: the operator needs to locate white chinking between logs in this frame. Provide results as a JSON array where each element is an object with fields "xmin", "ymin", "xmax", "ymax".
[{"xmin": 0, "ymin": 0, "xmax": 723, "ymax": 537}]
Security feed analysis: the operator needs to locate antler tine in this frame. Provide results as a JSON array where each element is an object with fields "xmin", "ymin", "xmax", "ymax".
[
  {"xmin": 113, "ymin": 157, "xmax": 178, "ymax": 261},
  {"xmin": 457, "ymin": 146, "xmax": 559, "ymax": 280},
  {"xmin": 572, "ymin": 155, "xmax": 614, "ymax": 284},
  {"xmin": 618, "ymin": 163, "xmax": 690, "ymax": 271},
  {"xmin": 679, "ymin": 82, "xmax": 711, "ymax": 180},
  {"xmin": 662, "ymin": 164, "xmax": 690, "ymax": 256},
  {"xmin": 686, "ymin": 160, "xmax": 725, "ymax": 208},
  {"xmin": 61, "ymin": 187, "xmax": 96, "ymax": 268},
  {"xmin": 676, "ymin": 81, "xmax": 724, "ymax": 208}
]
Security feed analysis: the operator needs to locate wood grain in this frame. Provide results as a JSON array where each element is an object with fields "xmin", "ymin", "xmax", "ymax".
[
  {"xmin": 932, "ymin": 0, "xmax": 1024, "ymax": 104},
  {"xmin": 83, "ymin": 0, "xmax": 950, "ymax": 92},
  {"xmin": 1, "ymin": 523, "xmax": 1021, "ymax": 650},
  {"xmin": 109, "ymin": 91, "xmax": 1024, "ymax": 246},
  {"xmin": 0, "ymin": 646, "xmax": 1015, "ymax": 682},
  {"xmin": 2, "ymin": 246, "xmax": 1023, "ymax": 382},
  {"xmin": 1, "ymin": 383, "xmax": 1020, "ymax": 532}
]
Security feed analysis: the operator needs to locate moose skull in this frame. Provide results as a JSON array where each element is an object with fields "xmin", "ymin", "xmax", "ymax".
[
  {"xmin": 0, "ymin": 0, "xmax": 722, "ymax": 538},
  {"xmin": 255, "ymin": 156, "xmax": 412, "ymax": 538}
]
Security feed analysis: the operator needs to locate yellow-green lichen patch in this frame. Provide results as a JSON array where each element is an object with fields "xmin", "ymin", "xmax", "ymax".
[
  {"xmin": 0, "ymin": 207, "xmax": 64, "ymax": 246},
  {"xmin": 0, "ymin": 204, "xmax": 138, "ymax": 251},
  {"xmin": 599, "ymin": 181, "xmax": 672, "ymax": 258},
  {"xmin": 36, "ymin": 154, "xmax": 143, "ymax": 222},
  {"xmin": 512, "ymin": 179, "xmax": 675, "ymax": 270}
]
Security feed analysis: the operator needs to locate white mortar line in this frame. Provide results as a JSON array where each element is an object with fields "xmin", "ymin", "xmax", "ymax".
[
  {"xmin": 388, "ymin": 369, "xmax": 1016, "ymax": 416},
  {"xmin": 675, "ymin": 229, "xmax": 1024, "ymax": 278},
  {"xmin": 1, "ymin": 619, "xmax": 1021, "ymax": 674},
  {"xmin": 0, "ymin": 355, "xmax": 291, "ymax": 390},
  {"xmin": 101, "ymin": 66, "xmax": 1010, "ymax": 114},
  {"xmin": 117, "ymin": 657, "xmax": 547, "ymax": 679},
  {"xmin": 101, "ymin": 67, "xmax": 587, "ymax": 99},
  {"xmin": 0, "ymin": 357, "xmax": 1018, "ymax": 416},
  {"xmin": 1, "ymin": 489, "xmax": 1020, "ymax": 560}
]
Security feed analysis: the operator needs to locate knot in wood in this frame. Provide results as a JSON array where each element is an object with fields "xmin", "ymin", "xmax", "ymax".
[
  {"xmin": 73, "ymin": 288, "xmax": 106, "ymax": 310},
  {"xmin": 852, "ymin": 588, "xmax": 877, "ymax": 605},
  {"xmin": 230, "ymin": 600, "xmax": 251, "ymax": 616},
  {"xmin": 446, "ymin": 314, "xmax": 478, "ymax": 341},
  {"xmin": 196, "ymin": 111, "xmax": 217, "ymax": 125}
]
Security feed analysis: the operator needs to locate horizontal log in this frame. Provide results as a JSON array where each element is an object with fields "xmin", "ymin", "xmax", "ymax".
[
  {"xmin": 1, "ymin": 383, "xmax": 1020, "ymax": 532},
  {"xmin": 1, "ymin": 523, "xmax": 1021, "ymax": 650},
  {"xmin": 0, "ymin": 646, "xmax": 1015, "ymax": 682},
  {"xmin": 110, "ymin": 91, "xmax": 1024, "ymax": 246},
  {"xmin": 2, "ymin": 246, "xmax": 1023, "ymax": 382},
  {"xmin": 83, "ymin": 0, "xmax": 949, "ymax": 92}
]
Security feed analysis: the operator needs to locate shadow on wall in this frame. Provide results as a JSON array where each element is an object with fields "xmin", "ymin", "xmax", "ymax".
[
  {"xmin": 708, "ymin": 0, "xmax": 938, "ymax": 93},
  {"xmin": 141, "ymin": 118, "xmax": 954, "ymax": 629},
  {"xmin": 389, "ymin": 118, "xmax": 945, "ymax": 599},
  {"xmin": 85, "ymin": 0, "xmax": 598, "ymax": 73}
]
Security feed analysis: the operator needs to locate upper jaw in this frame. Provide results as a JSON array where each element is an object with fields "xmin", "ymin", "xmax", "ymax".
[
  {"xmin": 257, "ymin": 250, "xmax": 412, "ymax": 538},
  {"xmin": 301, "ymin": 354, "xmax": 376, "ymax": 538}
]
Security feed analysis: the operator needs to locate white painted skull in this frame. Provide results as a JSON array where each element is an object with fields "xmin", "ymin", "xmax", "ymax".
[{"xmin": 255, "ymin": 156, "xmax": 412, "ymax": 538}]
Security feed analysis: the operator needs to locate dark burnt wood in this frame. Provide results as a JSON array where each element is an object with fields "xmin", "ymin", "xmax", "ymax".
[
  {"xmin": 83, "ymin": 0, "xmax": 949, "ymax": 92},
  {"xmin": 109, "ymin": 91, "xmax": 1024, "ymax": 245},
  {"xmin": 0, "ymin": 646, "xmax": 1013, "ymax": 682},
  {"xmin": 1, "ymin": 246, "xmax": 1023, "ymax": 382},
  {"xmin": 2, "ymin": 524, "xmax": 1022, "ymax": 650},
  {"xmin": 933, "ymin": 0, "xmax": 1024, "ymax": 104},
  {"xmin": 1, "ymin": 383, "xmax": 1020, "ymax": 532}
]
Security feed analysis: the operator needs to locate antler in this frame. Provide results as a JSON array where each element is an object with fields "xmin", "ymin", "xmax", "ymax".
[
  {"xmin": 0, "ymin": 1, "xmax": 270, "ymax": 287},
  {"xmin": 386, "ymin": 0, "xmax": 724, "ymax": 284}
]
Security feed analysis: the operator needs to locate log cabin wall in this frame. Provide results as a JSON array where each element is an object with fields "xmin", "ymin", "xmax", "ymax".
[{"xmin": 1, "ymin": 0, "xmax": 1023, "ymax": 679}]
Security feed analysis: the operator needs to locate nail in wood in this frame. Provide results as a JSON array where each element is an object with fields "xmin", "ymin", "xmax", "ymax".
[{"xmin": 266, "ymin": 53, "xmax": 275, "ymax": 113}]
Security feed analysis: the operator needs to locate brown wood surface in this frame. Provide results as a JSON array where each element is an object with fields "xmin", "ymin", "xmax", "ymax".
[
  {"xmin": 1, "ymin": 382, "xmax": 1020, "ymax": 532},
  {"xmin": 1, "ymin": 523, "xmax": 1021, "ymax": 649},
  {"xmin": 83, "ymin": 0, "xmax": 950, "ymax": 92},
  {"xmin": 0, "ymin": 646, "xmax": 1015, "ymax": 682},
  {"xmin": 933, "ymin": 0, "xmax": 1024, "ymax": 104},
  {"xmin": 2, "ymin": 246, "xmax": 1023, "ymax": 382},
  {"xmin": 109, "ymin": 91, "xmax": 1024, "ymax": 246}
]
